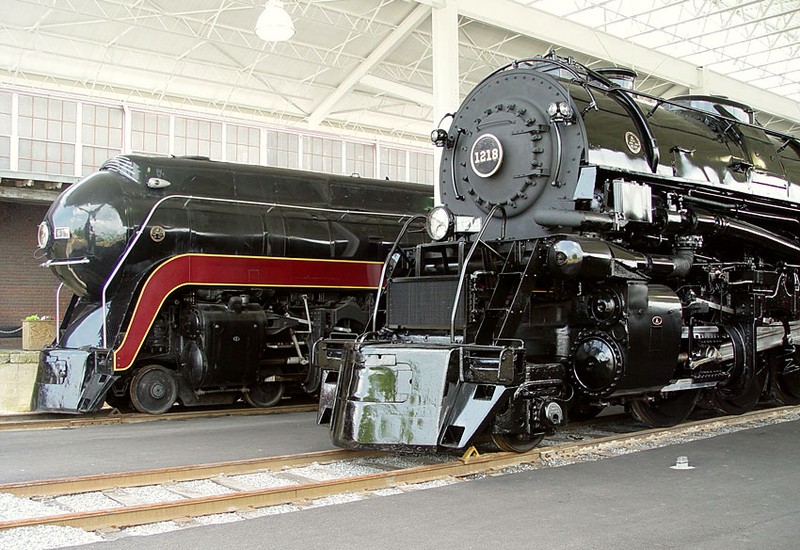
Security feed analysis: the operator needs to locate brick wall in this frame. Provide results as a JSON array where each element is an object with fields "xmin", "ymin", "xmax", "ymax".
[{"xmin": 0, "ymin": 202, "xmax": 64, "ymax": 329}]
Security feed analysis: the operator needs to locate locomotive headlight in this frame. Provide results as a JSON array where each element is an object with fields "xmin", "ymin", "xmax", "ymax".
[
  {"xmin": 37, "ymin": 222, "xmax": 50, "ymax": 249},
  {"xmin": 426, "ymin": 206, "xmax": 454, "ymax": 241},
  {"xmin": 548, "ymin": 102, "xmax": 573, "ymax": 119},
  {"xmin": 431, "ymin": 128, "xmax": 449, "ymax": 148}
]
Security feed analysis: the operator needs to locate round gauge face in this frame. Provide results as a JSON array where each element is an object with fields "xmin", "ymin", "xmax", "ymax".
[{"xmin": 427, "ymin": 206, "xmax": 453, "ymax": 241}]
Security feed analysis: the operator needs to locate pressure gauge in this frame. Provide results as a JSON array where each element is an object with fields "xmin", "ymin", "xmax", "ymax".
[{"xmin": 426, "ymin": 206, "xmax": 454, "ymax": 241}]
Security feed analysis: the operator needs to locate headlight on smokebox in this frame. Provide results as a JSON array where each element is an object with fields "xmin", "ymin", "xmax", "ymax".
[
  {"xmin": 37, "ymin": 222, "xmax": 51, "ymax": 249},
  {"xmin": 426, "ymin": 206, "xmax": 454, "ymax": 241}
]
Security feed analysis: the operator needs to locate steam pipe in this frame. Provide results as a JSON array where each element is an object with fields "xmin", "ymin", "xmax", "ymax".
[
  {"xmin": 537, "ymin": 206, "xmax": 800, "ymax": 263},
  {"xmin": 692, "ymin": 212, "xmax": 800, "ymax": 259},
  {"xmin": 548, "ymin": 237, "xmax": 696, "ymax": 279}
]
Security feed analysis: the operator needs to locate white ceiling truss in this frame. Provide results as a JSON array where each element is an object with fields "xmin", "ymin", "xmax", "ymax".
[{"xmin": 2, "ymin": 0, "xmax": 800, "ymax": 146}]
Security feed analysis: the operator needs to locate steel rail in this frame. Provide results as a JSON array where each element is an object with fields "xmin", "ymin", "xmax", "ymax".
[
  {"xmin": 0, "ymin": 403, "xmax": 317, "ymax": 432},
  {"xmin": 0, "ymin": 413, "xmax": 629, "ymax": 498},
  {"xmin": 0, "ymin": 405, "xmax": 796, "ymax": 533},
  {"xmin": 0, "ymin": 449, "xmax": 378, "ymax": 499}
]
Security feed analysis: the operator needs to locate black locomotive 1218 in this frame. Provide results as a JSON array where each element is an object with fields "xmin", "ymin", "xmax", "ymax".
[
  {"xmin": 34, "ymin": 155, "xmax": 431, "ymax": 414},
  {"xmin": 317, "ymin": 52, "xmax": 800, "ymax": 452}
]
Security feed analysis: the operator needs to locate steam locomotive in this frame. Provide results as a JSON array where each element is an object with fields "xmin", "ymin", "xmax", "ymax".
[
  {"xmin": 34, "ymin": 155, "xmax": 431, "ymax": 414},
  {"xmin": 316, "ymin": 52, "xmax": 800, "ymax": 452}
]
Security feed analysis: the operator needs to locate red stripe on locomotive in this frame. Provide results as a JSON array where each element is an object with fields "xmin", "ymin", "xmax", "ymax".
[{"xmin": 112, "ymin": 254, "xmax": 382, "ymax": 371}]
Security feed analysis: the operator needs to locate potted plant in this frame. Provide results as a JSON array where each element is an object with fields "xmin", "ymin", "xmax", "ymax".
[{"xmin": 21, "ymin": 315, "xmax": 56, "ymax": 350}]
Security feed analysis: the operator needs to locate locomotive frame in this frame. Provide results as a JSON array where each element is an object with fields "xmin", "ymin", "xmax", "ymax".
[{"xmin": 317, "ymin": 52, "xmax": 800, "ymax": 452}]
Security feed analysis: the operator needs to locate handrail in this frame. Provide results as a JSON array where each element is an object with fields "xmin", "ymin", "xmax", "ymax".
[
  {"xmin": 369, "ymin": 214, "xmax": 426, "ymax": 333},
  {"xmin": 449, "ymin": 204, "xmax": 504, "ymax": 342},
  {"xmin": 40, "ymin": 257, "xmax": 90, "ymax": 268},
  {"xmin": 54, "ymin": 283, "xmax": 64, "ymax": 346},
  {"xmin": 503, "ymin": 53, "xmax": 800, "ymax": 149},
  {"xmin": 100, "ymin": 193, "xmax": 421, "ymax": 348},
  {"xmin": 449, "ymin": 129, "xmax": 465, "ymax": 201}
]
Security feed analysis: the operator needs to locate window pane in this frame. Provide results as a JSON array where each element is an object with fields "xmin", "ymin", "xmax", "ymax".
[
  {"xmin": 345, "ymin": 142, "xmax": 375, "ymax": 178},
  {"xmin": 131, "ymin": 110, "xmax": 170, "ymax": 156},
  {"xmin": 302, "ymin": 135, "xmax": 341, "ymax": 175},
  {"xmin": 267, "ymin": 131, "xmax": 299, "ymax": 169},
  {"xmin": 226, "ymin": 123, "xmax": 261, "ymax": 164},
  {"xmin": 380, "ymin": 147, "xmax": 406, "ymax": 181}
]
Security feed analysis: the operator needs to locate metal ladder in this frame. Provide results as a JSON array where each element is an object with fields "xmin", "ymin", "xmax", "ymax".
[{"xmin": 474, "ymin": 241, "xmax": 542, "ymax": 346}]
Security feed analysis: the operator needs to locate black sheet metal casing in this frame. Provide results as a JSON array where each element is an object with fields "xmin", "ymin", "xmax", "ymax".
[
  {"xmin": 183, "ymin": 303, "xmax": 266, "ymax": 388},
  {"xmin": 618, "ymin": 282, "xmax": 683, "ymax": 393}
]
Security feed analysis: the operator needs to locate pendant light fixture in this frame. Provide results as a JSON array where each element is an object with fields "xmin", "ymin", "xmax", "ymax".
[{"xmin": 255, "ymin": 0, "xmax": 295, "ymax": 42}]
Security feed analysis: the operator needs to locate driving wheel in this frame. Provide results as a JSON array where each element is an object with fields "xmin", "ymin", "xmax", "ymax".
[
  {"xmin": 706, "ymin": 361, "xmax": 767, "ymax": 415},
  {"xmin": 491, "ymin": 432, "xmax": 545, "ymax": 453},
  {"xmin": 129, "ymin": 365, "xmax": 178, "ymax": 415},
  {"xmin": 630, "ymin": 389, "xmax": 699, "ymax": 428},
  {"xmin": 772, "ymin": 347, "xmax": 800, "ymax": 405},
  {"xmin": 244, "ymin": 381, "xmax": 285, "ymax": 408}
]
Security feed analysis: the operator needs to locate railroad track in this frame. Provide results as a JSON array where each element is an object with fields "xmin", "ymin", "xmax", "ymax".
[
  {"xmin": 0, "ymin": 405, "xmax": 797, "ymax": 536},
  {"xmin": 0, "ymin": 402, "xmax": 318, "ymax": 431}
]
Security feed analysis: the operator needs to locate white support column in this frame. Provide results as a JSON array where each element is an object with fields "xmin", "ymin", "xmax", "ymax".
[
  {"xmin": 297, "ymin": 135, "xmax": 304, "ymax": 170},
  {"xmin": 376, "ymin": 143, "xmax": 382, "ymax": 179},
  {"xmin": 122, "ymin": 103, "xmax": 132, "ymax": 154},
  {"xmin": 10, "ymin": 92, "xmax": 18, "ymax": 171},
  {"xmin": 691, "ymin": 66, "xmax": 709, "ymax": 95},
  {"xmin": 168, "ymin": 115, "xmax": 175, "ymax": 157},
  {"xmin": 432, "ymin": 0, "xmax": 459, "ymax": 203},
  {"xmin": 260, "ymin": 128, "xmax": 268, "ymax": 166},
  {"xmin": 74, "ymin": 102, "xmax": 82, "ymax": 176},
  {"xmin": 221, "ymin": 122, "xmax": 228, "ymax": 162}
]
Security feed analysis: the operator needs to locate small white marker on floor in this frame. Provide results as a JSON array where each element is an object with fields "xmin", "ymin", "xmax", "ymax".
[{"xmin": 670, "ymin": 455, "xmax": 695, "ymax": 470}]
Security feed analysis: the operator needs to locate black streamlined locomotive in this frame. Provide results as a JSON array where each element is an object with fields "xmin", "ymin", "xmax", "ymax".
[
  {"xmin": 34, "ymin": 155, "xmax": 431, "ymax": 414},
  {"xmin": 317, "ymin": 52, "xmax": 800, "ymax": 452}
]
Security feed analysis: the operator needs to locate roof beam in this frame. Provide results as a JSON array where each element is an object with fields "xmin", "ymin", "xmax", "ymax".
[
  {"xmin": 306, "ymin": 4, "xmax": 430, "ymax": 127},
  {"xmin": 456, "ymin": 0, "xmax": 800, "ymax": 125},
  {"xmin": 360, "ymin": 74, "xmax": 433, "ymax": 105}
]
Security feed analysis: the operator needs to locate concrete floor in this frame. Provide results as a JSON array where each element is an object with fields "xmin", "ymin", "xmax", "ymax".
[
  {"xmin": 73, "ymin": 418, "xmax": 800, "ymax": 550},
  {"xmin": 1, "ymin": 406, "xmax": 797, "ymax": 549},
  {"xmin": 0, "ymin": 411, "xmax": 335, "ymax": 483}
]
